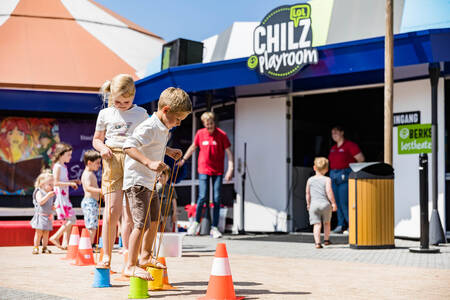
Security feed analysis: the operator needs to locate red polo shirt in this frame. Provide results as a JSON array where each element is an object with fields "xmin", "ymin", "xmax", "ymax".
[
  {"xmin": 195, "ymin": 128, "xmax": 231, "ymax": 175},
  {"xmin": 328, "ymin": 140, "xmax": 361, "ymax": 170}
]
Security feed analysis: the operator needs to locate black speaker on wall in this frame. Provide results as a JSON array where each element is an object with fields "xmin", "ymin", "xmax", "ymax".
[{"xmin": 161, "ymin": 38, "xmax": 203, "ymax": 70}]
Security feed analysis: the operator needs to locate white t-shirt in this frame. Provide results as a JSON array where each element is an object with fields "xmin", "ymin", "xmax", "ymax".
[
  {"xmin": 123, "ymin": 114, "xmax": 169, "ymax": 191},
  {"xmin": 95, "ymin": 105, "xmax": 148, "ymax": 148}
]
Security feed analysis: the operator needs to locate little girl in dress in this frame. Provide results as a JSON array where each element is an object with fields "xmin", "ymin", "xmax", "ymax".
[
  {"xmin": 30, "ymin": 170, "xmax": 55, "ymax": 254},
  {"xmin": 49, "ymin": 143, "xmax": 79, "ymax": 249}
]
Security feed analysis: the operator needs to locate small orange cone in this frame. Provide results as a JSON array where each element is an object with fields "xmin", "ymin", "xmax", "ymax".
[
  {"xmin": 72, "ymin": 228, "xmax": 95, "ymax": 266},
  {"xmin": 159, "ymin": 257, "xmax": 176, "ymax": 290},
  {"xmin": 61, "ymin": 226, "xmax": 79, "ymax": 261},
  {"xmin": 199, "ymin": 243, "xmax": 244, "ymax": 300}
]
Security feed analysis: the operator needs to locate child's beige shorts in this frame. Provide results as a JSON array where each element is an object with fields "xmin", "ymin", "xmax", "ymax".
[
  {"xmin": 125, "ymin": 185, "xmax": 160, "ymax": 230},
  {"xmin": 101, "ymin": 148, "xmax": 125, "ymax": 195}
]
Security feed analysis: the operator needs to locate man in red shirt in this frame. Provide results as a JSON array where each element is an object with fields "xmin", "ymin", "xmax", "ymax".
[
  {"xmin": 328, "ymin": 126, "xmax": 364, "ymax": 233},
  {"xmin": 179, "ymin": 112, "xmax": 234, "ymax": 238}
]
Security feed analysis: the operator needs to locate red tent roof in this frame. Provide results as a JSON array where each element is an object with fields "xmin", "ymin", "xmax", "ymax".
[{"xmin": 0, "ymin": 0, "xmax": 163, "ymax": 91}]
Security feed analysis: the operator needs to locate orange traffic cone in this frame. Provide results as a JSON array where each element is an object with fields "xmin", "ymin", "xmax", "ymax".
[
  {"xmin": 199, "ymin": 243, "xmax": 244, "ymax": 300},
  {"xmin": 159, "ymin": 257, "xmax": 176, "ymax": 290},
  {"xmin": 61, "ymin": 226, "xmax": 79, "ymax": 261},
  {"xmin": 72, "ymin": 228, "xmax": 95, "ymax": 266}
]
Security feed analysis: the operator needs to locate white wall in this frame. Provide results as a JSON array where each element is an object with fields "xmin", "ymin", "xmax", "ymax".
[
  {"xmin": 202, "ymin": 22, "xmax": 258, "ymax": 63},
  {"xmin": 234, "ymin": 95, "xmax": 289, "ymax": 232},
  {"xmin": 0, "ymin": 0, "xmax": 19, "ymax": 27},
  {"xmin": 393, "ymin": 78, "xmax": 446, "ymax": 237}
]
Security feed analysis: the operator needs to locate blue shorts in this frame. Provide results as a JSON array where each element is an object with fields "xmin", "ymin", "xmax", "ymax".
[{"xmin": 81, "ymin": 197, "xmax": 99, "ymax": 229}]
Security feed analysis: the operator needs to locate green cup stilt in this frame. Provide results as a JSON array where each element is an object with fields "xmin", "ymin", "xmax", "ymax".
[{"xmin": 128, "ymin": 276, "xmax": 150, "ymax": 299}]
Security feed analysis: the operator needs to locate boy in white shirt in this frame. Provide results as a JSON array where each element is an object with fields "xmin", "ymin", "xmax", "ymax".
[{"xmin": 122, "ymin": 87, "xmax": 192, "ymax": 280}]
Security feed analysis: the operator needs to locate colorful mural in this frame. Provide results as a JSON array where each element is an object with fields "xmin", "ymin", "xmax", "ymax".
[{"xmin": 0, "ymin": 117, "xmax": 97, "ymax": 196}]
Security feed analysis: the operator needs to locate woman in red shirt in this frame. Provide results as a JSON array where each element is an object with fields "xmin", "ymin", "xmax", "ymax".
[
  {"xmin": 179, "ymin": 112, "xmax": 234, "ymax": 238},
  {"xmin": 328, "ymin": 126, "xmax": 364, "ymax": 233}
]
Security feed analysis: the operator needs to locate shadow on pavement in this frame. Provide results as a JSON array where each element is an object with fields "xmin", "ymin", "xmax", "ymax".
[
  {"xmin": 182, "ymin": 254, "xmax": 214, "ymax": 258},
  {"xmin": 225, "ymin": 233, "xmax": 348, "ymax": 245},
  {"xmin": 173, "ymin": 281, "xmax": 262, "ymax": 287},
  {"xmin": 235, "ymin": 288, "xmax": 311, "ymax": 297},
  {"xmin": 149, "ymin": 287, "xmax": 311, "ymax": 299}
]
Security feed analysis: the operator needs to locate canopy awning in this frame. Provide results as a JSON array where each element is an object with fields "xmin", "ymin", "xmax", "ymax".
[
  {"xmin": 0, "ymin": 89, "xmax": 100, "ymax": 114},
  {"xmin": 1, "ymin": 28, "xmax": 449, "ymax": 113},
  {"xmin": 134, "ymin": 28, "xmax": 450, "ymax": 105}
]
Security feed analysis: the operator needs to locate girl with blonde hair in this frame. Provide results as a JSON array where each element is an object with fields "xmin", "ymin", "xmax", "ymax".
[
  {"xmin": 30, "ymin": 170, "xmax": 55, "ymax": 254},
  {"xmin": 306, "ymin": 157, "xmax": 337, "ymax": 249},
  {"xmin": 93, "ymin": 74, "xmax": 148, "ymax": 268}
]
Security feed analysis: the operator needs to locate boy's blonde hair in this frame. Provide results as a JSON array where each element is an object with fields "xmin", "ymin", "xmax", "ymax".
[
  {"xmin": 100, "ymin": 74, "xmax": 136, "ymax": 107},
  {"xmin": 314, "ymin": 157, "xmax": 329, "ymax": 171},
  {"xmin": 34, "ymin": 169, "xmax": 53, "ymax": 188},
  {"xmin": 201, "ymin": 111, "xmax": 215, "ymax": 123},
  {"xmin": 158, "ymin": 87, "xmax": 192, "ymax": 113}
]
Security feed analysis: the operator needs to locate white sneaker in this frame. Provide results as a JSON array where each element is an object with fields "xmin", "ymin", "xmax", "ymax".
[
  {"xmin": 187, "ymin": 221, "xmax": 200, "ymax": 236},
  {"xmin": 210, "ymin": 226, "xmax": 222, "ymax": 239}
]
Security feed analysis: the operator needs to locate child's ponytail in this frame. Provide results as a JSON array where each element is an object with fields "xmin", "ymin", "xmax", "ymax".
[
  {"xmin": 100, "ymin": 74, "xmax": 135, "ymax": 108},
  {"xmin": 100, "ymin": 80, "xmax": 112, "ymax": 107}
]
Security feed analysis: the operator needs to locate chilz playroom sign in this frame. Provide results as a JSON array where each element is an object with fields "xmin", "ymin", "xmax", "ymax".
[{"xmin": 247, "ymin": 3, "xmax": 318, "ymax": 79}]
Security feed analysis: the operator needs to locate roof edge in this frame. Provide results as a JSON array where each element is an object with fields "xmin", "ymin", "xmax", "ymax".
[
  {"xmin": 88, "ymin": 0, "xmax": 164, "ymax": 41},
  {"xmin": 0, "ymin": 83, "xmax": 100, "ymax": 93}
]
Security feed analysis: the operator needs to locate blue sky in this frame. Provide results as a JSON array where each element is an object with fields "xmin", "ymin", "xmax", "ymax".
[{"xmin": 96, "ymin": 0, "xmax": 303, "ymax": 42}]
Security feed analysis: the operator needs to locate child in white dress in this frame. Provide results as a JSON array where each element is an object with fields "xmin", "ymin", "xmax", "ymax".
[{"xmin": 49, "ymin": 143, "xmax": 79, "ymax": 250}]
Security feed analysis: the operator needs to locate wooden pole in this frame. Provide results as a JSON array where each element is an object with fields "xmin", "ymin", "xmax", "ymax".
[{"xmin": 384, "ymin": 0, "xmax": 394, "ymax": 165}]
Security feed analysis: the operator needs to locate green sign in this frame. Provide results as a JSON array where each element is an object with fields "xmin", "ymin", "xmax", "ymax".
[
  {"xmin": 248, "ymin": 3, "xmax": 318, "ymax": 79},
  {"xmin": 398, "ymin": 124, "xmax": 432, "ymax": 154}
]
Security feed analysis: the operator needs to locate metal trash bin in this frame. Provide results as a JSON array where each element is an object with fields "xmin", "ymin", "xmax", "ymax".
[{"xmin": 348, "ymin": 162, "xmax": 395, "ymax": 249}]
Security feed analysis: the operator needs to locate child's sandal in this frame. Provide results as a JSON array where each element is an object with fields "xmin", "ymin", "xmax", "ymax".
[
  {"xmin": 315, "ymin": 243, "xmax": 323, "ymax": 249},
  {"xmin": 324, "ymin": 240, "xmax": 332, "ymax": 246},
  {"xmin": 42, "ymin": 247, "xmax": 52, "ymax": 254},
  {"xmin": 32, "ymin": 247, "xmax": 39, "ymax": 254}
]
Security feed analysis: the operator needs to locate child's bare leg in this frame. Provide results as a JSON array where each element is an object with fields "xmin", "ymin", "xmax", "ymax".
[
  {"xmin": 138, "ymin": 221, "xmax": 166, "ymax": 269},
  {"xmin": 140, "ymin": 221, "xmax": 157, "ymax": 261},
  {"xmin": 49, "ymin": 223, "xmax": 66, "ymax": 249},
  {"xmin": 42, "ymin": 231, "xmax": 49, "ymax": 248},
  {"xmin": 34, "ymin": 230, "xmax": 43, "ymax": 247},
  {"xmin": 117, "ymin": 214, "xmax": 122, "ymax": 239},
  {"xmin": 62, "ymin": 217, "xmax": 76, "ymax": 248},
  {"xmin": 122, "ymin": 195, "xmax": 133, "ymax": 251},
  {"xmin": 98, "ymin": 190, "xmax": 123, "ymax": 267},
  {"xmin": 323, "ymin": 222, "xmax": 331, "ymax": 241},
  {"xmin": 62, "ymin": 224, "xmax": 71, "ymax": 248},
  {"xmin": 123, "ymin": 226, "xmax": 152, "ymax": 280},
  {"xmin": 313, "ymin": 223, "xmax": 322, "ymax": 245}
]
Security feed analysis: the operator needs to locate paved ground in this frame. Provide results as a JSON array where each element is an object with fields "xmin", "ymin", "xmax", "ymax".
[{"xmin": 0, "ymin": 234, "xmax": 449, "ymax": 299}]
